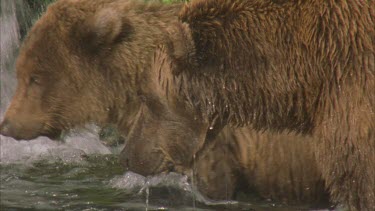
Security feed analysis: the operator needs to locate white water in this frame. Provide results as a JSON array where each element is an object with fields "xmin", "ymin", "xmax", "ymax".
[
  {"xmin": 0, "ymin": 127, "xmax": 112, "ymax": 164},
  {"xmin": 110, "ymin": 171, "xmax": 239, "ymax": 208}
]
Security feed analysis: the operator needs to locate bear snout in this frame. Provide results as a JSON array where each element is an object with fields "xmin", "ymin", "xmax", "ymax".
[
  {"xmin": 0, "ymin": 117, "xmax": 45, "ymax": 140},
  {"xmin": 0, "ymin": 118, "xmax": 28, "ymax": 140}
]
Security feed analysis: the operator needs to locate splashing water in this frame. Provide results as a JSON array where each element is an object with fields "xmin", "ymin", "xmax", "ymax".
[{"xmin": 110, "ymin": 172, "xmax": 240, "ymax": 209}]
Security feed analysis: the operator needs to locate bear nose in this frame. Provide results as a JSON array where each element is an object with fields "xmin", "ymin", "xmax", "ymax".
[{"xmin": 0, "ymin": 119, "xmax": 12, "ymax": 137}]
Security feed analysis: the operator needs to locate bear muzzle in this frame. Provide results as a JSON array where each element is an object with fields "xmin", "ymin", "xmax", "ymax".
[
  {"xmin": 0, "ymin": 118, "xmax": 35, "ymax": 140},
  {"xmin": 0, "ymin": 118, "xmax": 61, "ymax": 141}
]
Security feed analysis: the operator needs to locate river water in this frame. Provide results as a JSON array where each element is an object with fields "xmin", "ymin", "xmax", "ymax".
[{"xmin": 0, "ymin": 1, "xmax": 332, "ymax": 210}]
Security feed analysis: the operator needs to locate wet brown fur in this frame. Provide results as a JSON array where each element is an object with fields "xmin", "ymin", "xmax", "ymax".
[
  {"xmin": 144, "ymin": 40, "xmax": 329, "ymax": 205},
  {"xmin": 195, "ymin": 127, "xmax": 330, "ymax": 205},
  {"xmin": 94, "ymin": 34, "xmax": 330, "ymax": 205},
  {"xmin": 149, "ymin": 0, "xmax": 375, "ymax": 210}
]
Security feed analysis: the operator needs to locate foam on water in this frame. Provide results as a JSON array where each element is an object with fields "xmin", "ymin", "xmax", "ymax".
[
  {"xmin": 0, "ymin": 126, "xmax": 111, "ymax": 164},
  {"xmin": 110, "ymin": 172, "xmax": 193, "ymax": 194},
  {"xmin": 109, "ymin": 171, "xmax": 239, "ymax": 207}
]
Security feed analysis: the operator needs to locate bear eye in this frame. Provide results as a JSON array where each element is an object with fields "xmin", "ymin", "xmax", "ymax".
[{"xmin": 29, "ymin": 76, "xmax": 40, "ymax": 85}]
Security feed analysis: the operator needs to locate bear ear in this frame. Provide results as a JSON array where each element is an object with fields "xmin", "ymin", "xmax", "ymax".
[
  {"xmin": 79, "ymin": 8, "xmax": 130, "ymax": 52},
  {"xmin": 166, "ymin": 23, "xmax": 198, "ymax": 74}
]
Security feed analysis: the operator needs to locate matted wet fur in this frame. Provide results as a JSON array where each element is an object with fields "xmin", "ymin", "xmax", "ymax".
[
  {"xmin": 147, "ymin": 0, "xmax": 375, "ymax": 210},
  {"xmin": 143, "ymin": 38, "xmax": 328, "ymax": 206},
  {"xmin": 195, "ymin": 127, "xmax": 329, "ymax": 206}
]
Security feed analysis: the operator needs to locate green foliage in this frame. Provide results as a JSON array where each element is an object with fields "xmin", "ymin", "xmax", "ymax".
[{"xmin": 25, "ymin": 0, "xmax": 55, "ymax": 14}]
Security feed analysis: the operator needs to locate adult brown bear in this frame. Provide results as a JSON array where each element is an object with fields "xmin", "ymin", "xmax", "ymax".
[
  {"xmin": 0, "ymin": 0, "xmax": 327, "ymax": 205},
  {"xmin": 0, "ymin": 0, "xmax": 328, "ymax": 206},
  {"xmin": 140, "ymin": 0, "xmax": 374, "ymax": 210},
  {"xmin": 0, "ymin": 0, "xmax": 372, "ymax": 209}
]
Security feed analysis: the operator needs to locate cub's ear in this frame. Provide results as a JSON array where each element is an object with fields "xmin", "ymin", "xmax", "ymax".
[{"xmin": 77, "ymin": 8, "xmax": 131, "ymax": 52}]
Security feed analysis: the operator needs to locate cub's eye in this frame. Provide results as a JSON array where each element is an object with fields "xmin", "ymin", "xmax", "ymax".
[{"xmin": 29, "ymin": 76, "xmax": 40, "ymax": 85}]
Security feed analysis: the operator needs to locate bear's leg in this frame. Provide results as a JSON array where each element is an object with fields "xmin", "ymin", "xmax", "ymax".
[{"xmin": 314, "ymin": 106, "xmax": 375, "ymax": 210}]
